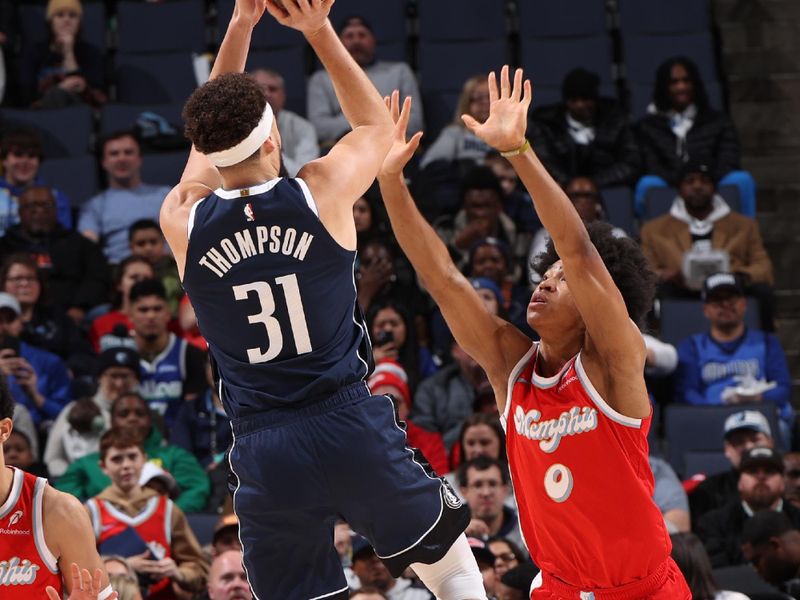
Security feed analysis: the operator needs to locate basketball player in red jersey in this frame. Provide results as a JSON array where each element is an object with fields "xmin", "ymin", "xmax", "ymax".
[
  {"xmin": 377, "ymin": 69, "xmax": 691, "ymax": 598},
  {"xmin": 0, "ymin": 384, "xmax": 114, "ymax": 600}
]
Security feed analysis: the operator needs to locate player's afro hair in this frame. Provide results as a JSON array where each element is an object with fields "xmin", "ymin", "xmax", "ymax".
[
  {"xmin": 183, "ymin": 72, "xmax": 267, "ymax": 155},
  {"xmin": 531, "ymin": 221, "xmax": 656, "ymax": 329}
]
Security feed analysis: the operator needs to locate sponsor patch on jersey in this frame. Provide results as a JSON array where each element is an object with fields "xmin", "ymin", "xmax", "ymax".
[{"xmin": 7, "ymin": 510, "xmax": 22, "ymax": 527}]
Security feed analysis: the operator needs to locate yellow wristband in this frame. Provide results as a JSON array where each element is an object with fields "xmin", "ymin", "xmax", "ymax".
[{"xmin": 500, "ymin": 139, "xmax": 530, "ymax": 158}]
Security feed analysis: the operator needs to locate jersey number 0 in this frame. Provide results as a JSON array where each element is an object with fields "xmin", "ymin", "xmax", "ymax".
[{"xmin": 232, "ymin": 274, "xmax": 312, "ymax": 363}]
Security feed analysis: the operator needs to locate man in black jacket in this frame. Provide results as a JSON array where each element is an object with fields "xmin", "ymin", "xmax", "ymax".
[{"xmin": 529, "ymin": 68, "xmax": 641, "ymax": 189}]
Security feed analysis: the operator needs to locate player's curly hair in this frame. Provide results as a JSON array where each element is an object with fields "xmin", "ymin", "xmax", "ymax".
[
  {"xmin": 531, "ymin": 221, "xmax": 656, "ymax": 329},
  {"xmin": 183, "ymin": 72, "xmax": 267, "ymax": 156}
]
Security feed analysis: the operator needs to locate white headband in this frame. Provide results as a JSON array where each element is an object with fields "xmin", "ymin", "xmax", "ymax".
[{"xmin": 206, "ymin": 101, "xmax": 274, "ymax": 168}]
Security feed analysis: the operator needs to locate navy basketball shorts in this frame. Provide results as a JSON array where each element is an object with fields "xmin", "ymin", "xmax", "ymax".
[{"xmin": 227, "ymin": 381, "xmax": 469, "ymax": 600}]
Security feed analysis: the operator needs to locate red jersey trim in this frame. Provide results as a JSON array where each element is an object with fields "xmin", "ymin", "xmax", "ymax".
[
  {"xmin": 0, "ymin": 469, "xmax": 23, "ymax": 520},
  {"xmin": 574, "ymin": 354, "xmax": 644, "ymax": 429},
  {"xmin": 32, "ymin": 478, "xmax": 58, "ymax": 574},
  {"xmin": 501, "ymin": 343, "xmax": 537, "ymax": 431}
]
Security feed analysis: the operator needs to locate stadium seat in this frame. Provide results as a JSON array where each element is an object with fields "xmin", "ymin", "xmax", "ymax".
[
  {"xmin": 519, "ymin": 36, "xmax": 614, "ymax": 86},
  {"xmin": 418, "ymin": 0, "xmax": 507, "ymax": 41},
  {"xmin": 38, "ymin": 155, "xmax": 99, "ymax": 207},
  {"xmin": 628, "ymin": 79, "xmax": 723, "ymax": 117},
  {"xmin": 623, "ymin": 32, "xmax": 717, "ymax": 84},
  {"xmin": 618, "ymin": 0, "xmax": 711, "ymax": 35},
  {"xmin": 2, "ymin": 106, "xmax": 93, "ymax": 158},
  {"xmin": 216, "ymin": 0, "xmax": 305, "ymax": 49},
  {"xmin": 142, "ymin": 151, "xmax": 190, "ymax": 187},
  {"xmin": 683, "ymin": 451, "xmax": 731, "ymax": 477},
  {"xmin": 246, "ymin": 48, "xmax": 308, "ymax": 115},
  {"xmin": 418, "ymin": 40, "xmax": 509, "ymax": 94},
  {"xmin": 664, "ymin": 403, "xmax": 782, "ymax": 477},
  {"xmin": 659, "ymin": 297, "xmax": 760, "ymax": 348},
  {"xmin": 186, "ymin": 513, "xmax": 220, "ymax": 547},
  {"xmin": 642, "ymin": 184, "xmax": 741, "ymax": 221},
  {"xmin": 328, "ymin": 0, "xmax": 408, "ymax": 44},
  {"xmin": 116, "ymin": 0, "xmax": 206, "ymax": 54},
  {"xmin": 100, "ymin": 103, "xmax": 185, "ymax": 136},
  {"xmin": 421, "ymin": 90, "xmax": 460, "ymax": 144},
  {"xmin": 115, "ymin": 53, "xmax": 199, "ymax": 105},
  {"xmin": 518, "ymin": 0, "xmax": 608, "ymax": 38},
  {"xmin": 602, "ymin": 186, "xmax": 636, "ymax": 236},
  {"xmin": 18, "ymin": 2, "xmax": 107, "ymax": 50}
]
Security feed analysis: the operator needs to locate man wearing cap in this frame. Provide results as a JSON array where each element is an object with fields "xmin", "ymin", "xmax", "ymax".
[
  {"xmin": 350, "ymin": 536, "xmax": 433, "ymax": 600},
  {"xmin": 529, "ymin": 68, "xmax": 641, "ymax": 189},
  {"xmin": 696, "ymin": 446, "xmax": 800, "ymax": 568},
  {"xmin": 690, "ymin": 409, "xmax": 776, "ymax": 527},
  {"xmin": 675, "ymin": 272, "xmax": 792, "ymax": 432},
  {"xmin": 307, "ymin": 15, "xmax": 423, "ymax": 145},
  {"xmin": 466, "ymin": 537, "xmax": 498, "ymax": 599},
  {"xmin": 44, "ymin": 346, "xmax": 141, "ymax": 478},
  {"xmin": 211, "ymin": 514, "xmax": 241, "ymax": 557}
]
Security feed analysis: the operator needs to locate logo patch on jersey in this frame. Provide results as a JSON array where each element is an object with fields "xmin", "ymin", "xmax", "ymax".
[
  {"xmin": 514, "ymin": 405, "xmax": 598, "ymax": 453},
  {"xmin": 0, "ymin": 557, "xmax": 40, "ymax": 586},
  {"xmin": 7, "ymin": 510, "xmax": 22, "ymax": 527},
  {"xmin": 440, "ymin": 481, "xmax": 463, "ymax": 510},
  {"xmin": 244, "ymin": 202, "xmax": 255, "ymax": 221}
]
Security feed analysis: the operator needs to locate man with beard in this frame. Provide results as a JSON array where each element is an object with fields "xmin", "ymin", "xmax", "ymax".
[
  {"xmin": 697, "ymin": 447, "xmax": 800, "ymax": 568},
  {"xmin": 741, "ymin": 510, "xmax": 800, "ymax": 596}
]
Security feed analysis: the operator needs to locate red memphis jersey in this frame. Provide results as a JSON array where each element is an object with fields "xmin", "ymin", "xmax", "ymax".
[
  {"xmin": 0, "ymin": 467, "xmax": 63, "ymax": 598},
  {"xmin": 503, "ymin": 344, "xmax": 671, "ymax": 590}
]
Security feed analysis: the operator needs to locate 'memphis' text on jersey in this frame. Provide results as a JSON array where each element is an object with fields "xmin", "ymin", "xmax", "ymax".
[
  {"xmin": 198, "ymin": 225, "xmax": 315, "ymax": 278},
  {"xmin": 513, "ymin": 405, "xmax": 598, "ymax": 453}
]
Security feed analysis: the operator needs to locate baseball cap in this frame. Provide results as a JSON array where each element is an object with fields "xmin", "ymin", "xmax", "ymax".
[
  {"xmin": 562, "ymin": 68, "xmax": 600, "ymax": 101},
  {"xmin": 501, "ymin": 562, "xmax": 540, "ymax": 591},
  {"xmin": 368, "ymin": 359, "xmax": 410, "ymax": 407},
  {"xmin": 0, "ymin": 293, "xmax": 21, "ymax": 316},
  {"xmin": 702, "ymin": 272, "xmax": 745, "ymax": 303},
  {"xmin": 466, "ymin": 537, "xmax": 495, "ymax": 568},
  {"xmin": 212, "ymin": 513, "xmax": 239, "ymax": 544},
  {"xmin": 139, "ymin": 462, "xmax": 179, "ymax": 498},
  {"xmin": 724, "ymin": 410, "xmax": 772, "ymax": 440},
  {"xmin": 98, "ymin": 347, "xmax": 141, "ymax": 378},
  {"xmin": 739, "ymin": 447, "xmax": 783, "ymax": 473},
  {"xmin": 678, "ymin": 161, "xmax": 713, "ymax": 184},
  {"xmin": 350, "ymin": 535, "xmax": 376, "ymax": 562},
  {"xmin": 470, "ymin": 277, "xmax": 503, "ymax": 307}
]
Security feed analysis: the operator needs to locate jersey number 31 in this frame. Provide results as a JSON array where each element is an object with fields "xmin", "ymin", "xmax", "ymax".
[{"xmin": 232, "ymin": 274, "xmax": 312, "ymax": 363}]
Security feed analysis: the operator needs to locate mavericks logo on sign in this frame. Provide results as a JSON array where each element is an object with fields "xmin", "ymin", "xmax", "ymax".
[{"xmin": 0, "ymin": 557, "xmax": 40, "ymax": 586}]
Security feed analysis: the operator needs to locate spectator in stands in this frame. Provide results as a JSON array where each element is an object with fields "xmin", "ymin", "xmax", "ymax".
[
  {"xmin": 85, "ymin": 428, "xmax": 208, "ymax": 598},
  {"xmin": 784, "ymin": 453, "xmax": 800, "ymax": 509},
  {"xmin": 252, "ymin": 68, "xmax": 319, "ymax": 177},
  {"xmin": 11, "ymin": 402, "xmax": 38, "ymax": 462},
  {"xmin": 57, "ymin": 391, "xmax": 210, "ymax": 513},
  {"xmin": 79, "ymin": 131, "xmax": 171, "ymax": 263},
  {"xmin": 128, "ymin": 219, "xmax": 180, "ymax": 314},
  {"xmin": 18, "ymin": 0, "xmax": 107, "ymax": 108},
  {"xmin": 484, "ymin": 151, "xmax": 539, "ymax": 241},
  {"xmin": 349, "ymin": 536, "xmax": 432, "ymax": 599},
  {"xmin": 0, "ymin": 291, "xmax": 71, "ymax": 425},
  {"xmin": 0, "ymin": 187, "xmax": 110, "ymax": 321},
  {"xmin": 487, "ymin": 537, "xmax": 525, "ymax": 582},
  {"xmin": 0, "ymin": 1, "xmax": 12, "ymax": 105},
  {"xmin": 44, "ymin": 346, "xmax": 140, "ymax": 478},
  {"xmin": 176, "ymin": 294, "xmax": 206, "ymax": 351},
  {"xmin": 690, "ymin": 410, "xmax": 776, "ymax": 526},
  {"xmin": 108, "ymin": 573, "xmax": 141, "ymax": 600},
  {"xmin": 206, "ymin": 549, "xmax": 251, "ymax": 600},
  {"xmin": 741, "ymin": 510, "xmax": 800, "ymax": 596},
  {"xmin": 635, "ymin": 56, "xmax": 756, "ymax": 217},
  {"xmin": 466, "ymin": 537, "xmax": 498, "ymax": 598},
  {"xmin": 129, "ymin": 278, "xmax": 206, "ymax": 427},
  {"xmin": 675, "ymin": 273, "xmax": 792, "ymax": 437},
  {"xmin": 696, "ymin": 447, "xmax": 800, "ymax": 567},
  {"xmin": 367, "ymin": 358, "xmax": 448, "ymax": 475},
  {"xmin": 466, "ymin": 238, "xmax": 529, "ymax": 331},
  {"xmin": 0, "ymin": 129, "xmax": 72, "ymax": 231},
  {"xmin": 669, "ymin": 532, "xmax": 750, "ymax": 600},
  {"xmin": 351, "ymin": 589, "xmax": 388, "ymax": 600},
  {"xmin": 308, "ymin": 15, "xmax": 422, "ymax": 145},
  {"xmin": 3, "ymin": 428, "xmax": 48, "ymax": 477},
  {"xmin": 498, "ymin": 563, "xmax": 539, "ymax": 600},
  {"xmin": 649, "ymin": 455, "xmax": 690, "ymax": 533},
  {"xmin": 211, "ymin": 514, "xmax": 241, "ymax": 557},
  {"xmin": 89, "ymin": 255, "xmax": 154, "ymax": 351},
  {"xmin": 530, "ymin": 68, "xmax": 641, "ymax": 189},
  {"xmin": 411, "ymin": 340, "xmax": 492, "ymax": 450},
  {"xmin": 459, "ymin": 456, "xmax": 524, "ymax": 552},
  {"xmin": 353, "ymin": 193, "xmax": 386, "ymax": 250}
]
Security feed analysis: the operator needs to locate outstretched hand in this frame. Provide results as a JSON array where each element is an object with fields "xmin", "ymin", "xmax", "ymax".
[
  {"xmin": 379, "ymin": 91, "xmax": 423, "ymax": 178},
  {"xmin": 265, "ymin": 0, "xmax": 334, "ymax": 35},
  {"xmin": 461, "ymin": 65, "xmax": 532, "ymax": 153},
  {"xmin": 233, "ymin": 0, "xmax": 268, "ymax": 27},
  {"xmin": 46, "ymin": 563, "xmax": 118, "ymax": 600}
]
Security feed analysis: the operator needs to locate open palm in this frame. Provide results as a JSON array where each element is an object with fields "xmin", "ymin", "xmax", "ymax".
[
  {"xmin": 380, "ymin": 91, "xmax": 423, "ymax": 177},
  {"xmin": 47, "ymin": 563, "xmax": 118, "ymax": 600},
  {"xmin": 462, "ymin": 65, "xmax": 532, "ymax": 152}
]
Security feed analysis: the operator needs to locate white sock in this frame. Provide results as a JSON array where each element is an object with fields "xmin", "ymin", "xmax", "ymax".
[{"xmin": 410, "ymin": 534, "xmax": 488, "ymax": 600}]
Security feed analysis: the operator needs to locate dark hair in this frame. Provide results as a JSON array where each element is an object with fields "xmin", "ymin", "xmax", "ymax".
[
  {"xmin": 1, "ymin": 129, "xmax": 43, "ymax": 160},
  {"xmin": 110, "ymin": 255, "xmax": 153, "ymax": 309},
  {"xmin": 669, "ymin": 533, "xmax": 719, "ymax": 600},
  {"xmin": 487, "ymin": 535, "xmax": 527, "ymax": 564},
  {"xmin": 653, "ymin": 56, "xmax": 710, "ymax": 113},
  {"xmin": 742, "ymin": 510, "xmax": 796, "ymax": 548},
  {"xmin": 0, "ymin": 378, "xmax": 14, "ymax": 420},
  {"xmin": 128, "ymin": 219, "xmax": 162, "ymax": 242},
  {"xmin": 531, "ymin": 221, "xmax": 656, "ymax": 328},
  {"xmin": 110, "ymin": 392, "xmax": 149, "ymax": 418},
  {"xmin": 128, "ymin": 278, "xmax": 167, "ymax": 305},
  {"xmin": 562, "ymin": 68, "xmax": 600, "ymax": 102},
  {"xmin": 461, "ymin": 166, "xmax": 503, "ymax": 203},
  {"xmin": 458, "ymin": 413, "xmax": 507, "ymax": 464},
  {"xmin": 183, "ymin": 73, "xmax": 267, "ymax": 157},
  {"xmin": 0, "ymin": 252, "xmax": 45, "ymax": 305},
  {"xmin": 466, "ymin": 237, "xmax": 511, "ymax": 279},
  {"xmin": 338, "ymin": 15, "xmax": 374, "ymax": 35},
  {"xmin": 99, "ymin": 130, "xmax": 141, "ymax": 157},
  {"xmin": 99, "ymin": 427, "xmax": 145, "ymax": 462},
  {"xmin": 457, "ymin": 455, "xmax": 510, "ymax": 488},
  {"xmin": 366, "ymin": 298, "xmax": 421, "ymax": 394}
]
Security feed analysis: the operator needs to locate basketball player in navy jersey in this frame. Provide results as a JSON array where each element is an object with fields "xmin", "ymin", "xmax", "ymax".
[{"xmin": 159, "ymin": 1, "xmax": 486, "ymax": 598}]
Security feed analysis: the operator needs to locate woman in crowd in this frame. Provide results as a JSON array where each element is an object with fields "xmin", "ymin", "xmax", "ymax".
[{"xmin": 670, "ymin": 532, "xmax": 749, "ymax": 599}]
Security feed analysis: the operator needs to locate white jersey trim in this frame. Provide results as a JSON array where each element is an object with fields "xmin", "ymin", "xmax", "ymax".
[
  {"xmin": 33, "ymin": 478, "xmax": 59, "ymax": 574},
  {"xmin": 186, "ymin": 197, "xmax": 206, "ymax": 239},
  {"xmin": 101, "ymin": 496, "xmax": 160, "ymax": 527},
  {"xmin": 164, "ymin": 499, "xmax": 174, "ymax": 545},
  {"xmin": 309, "ymin": 585, "xmax": 349, "ymax": 600},
  {"xmin": 293, "ymin": 177, "xmax": 319, "ymax": 218},
  {"xmin": 502, "ymin": 343, "xmax": 537, "ymax": 431},
  {"xmin": 574, "ymin": 353, "xmax": 642, "ymax": 429},
  {"xmin": 0, "ymin": 467, "xmax": 23, "ymax": 519},
  {"xmin": 213, "ymin": 178, "xmax": 282, "ymax": 200},
  {"xmin": 140, "ymin": 333, "xmax": 177, "ymax": 374},
  {"xmin": 530, "ymin": 349, "xmax": 576, "ymax": 389},
  {"xmin": 86, "ymin": 498, "xmax": 101, "ymax": 539}
]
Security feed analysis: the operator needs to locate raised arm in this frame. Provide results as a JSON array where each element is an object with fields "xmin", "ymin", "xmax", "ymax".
[{"xmin": 377, "ymin": 93, "xmax": 531, "ymax": 411}]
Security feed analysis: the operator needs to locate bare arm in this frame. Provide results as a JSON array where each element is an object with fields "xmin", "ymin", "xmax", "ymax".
[{"xmin": 378, "ymin": 94, "xmax": 531, "ymax": 410}]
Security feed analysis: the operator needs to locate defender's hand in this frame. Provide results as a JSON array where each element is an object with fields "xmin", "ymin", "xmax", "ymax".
[
  {"xmin": 462, "ymin": 66, "xmax": 532, "ymax": 153},
  {"xmin": 265, "ymin": 0, "xmax": 334, "ymax": 35},
  {"xmin": 379, "ymin": 91, "xmax": 423, "ymax": 178},
  {"xmin": 233, "ymin": 0, "xmax": 268, "ymax": 27},
  {"xmin": 46, "ymin": 563, "xmax": 118, "ymax": 600}
]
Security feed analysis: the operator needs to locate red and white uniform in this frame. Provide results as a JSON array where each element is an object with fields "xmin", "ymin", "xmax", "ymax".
[
  {"xmin": 0, "ymin": 466, "xmax": 62, "ymax": 598},
  {"xmin": 503, "ymin": 344, "xmax": 688, "ymax": 599}
]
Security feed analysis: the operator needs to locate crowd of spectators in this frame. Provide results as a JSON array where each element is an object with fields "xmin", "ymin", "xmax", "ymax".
[{"xmin": 0, "ymin": 1, "xmax": 795, "ymax": 598}]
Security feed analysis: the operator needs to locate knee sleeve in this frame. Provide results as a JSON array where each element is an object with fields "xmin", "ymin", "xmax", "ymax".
[{"xmin": 410, "ymin": 534, "xmax": 487, "ymax": 600}]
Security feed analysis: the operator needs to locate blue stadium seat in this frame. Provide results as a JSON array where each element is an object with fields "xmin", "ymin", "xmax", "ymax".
[
  {"xmin": 642, "ymin": 184, "xmax": 741, "ymax": 221},
  {"xmin": 100, "ymin": 104, "xmax": 185, "ymax": 136},
  {"xmin": 623, "ymin": 32, "xmax": 717, "ymax": 84},
  {"xmin": 18, "ymin": 2, "xmax": 107, "ymax": 50},
  {"xmin": 618, "ymin": 0, "xmax": 710, "ymax": 34},
  {"xmin": 186, "ymin": 513, "xmax": 220, "ymax": 547},
  {"xmin": 328, "ymin": 0, "xmax": 408, "ymax": 43},
  {"xmin": 518, "ymin": 0, "xmax": 608, "ymax": 38},
  {"xmin": 247, "ymin": 48, "xmax": 308, "ymax": 115},
  {"xmin": 520, "ymin": 36, "xmax": 614, "ymax": 86},
  {"xmin": 2, "ymin": 106, "xmax": 93, "ymax": 158},
  {"xmin": 216, "ymin": 0, "xmax": 305, "ymax": 49},
  {"xmin": 421, "ymin": 90, "xmax": 460, "ymax": 144},
  {"xmin": 38, "ymin": 155, "xmax": 99, "ymax": 207},
  {"xmin": 659, "ymin": 297, "xmax": 760, "ymax": 348},
  {"xmin": 602, "ymin": 186, "xmax": 636, "ymax": 236},
  {"xmin": 115, "ymin": 53, "xmax": 198, "ymax": 105},
  {"xmin": 418, "ymin": 0, "xmax": 507, "ymax": 41},
  {"xmin": 116, "ymin": 0, "xmax": 206, "ymax": 54},
  {"xmin": 142, "ymin": 151, "xmax": 190, "ymax": 187},
  {"xmin": 418, "ymin": 40, "xmax": 509, "ymax": 94},
  {"xmin": 664, "ymin": 403, "xmax": 782, "ymax": 477},
  {"xmin": 628, "ymin": 79, "xmax": 723, "ymax": 118},
  {"xmin": 683, "ymin": 451, "xmax": 731, "ymax": 477}
]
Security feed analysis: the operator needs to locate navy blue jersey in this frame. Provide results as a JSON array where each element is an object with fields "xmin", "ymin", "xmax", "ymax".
[{"xmin": 182, "ymin": 178, "xmax": 370, "ymax": 417}]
